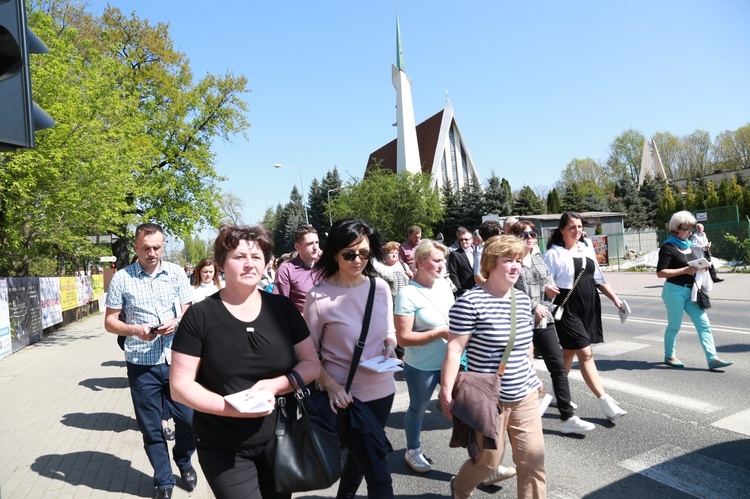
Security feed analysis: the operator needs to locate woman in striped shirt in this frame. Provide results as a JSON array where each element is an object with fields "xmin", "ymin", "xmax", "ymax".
[{"xmin": 440, "ymin": 235, "xmax": 546, "ymax": 499}]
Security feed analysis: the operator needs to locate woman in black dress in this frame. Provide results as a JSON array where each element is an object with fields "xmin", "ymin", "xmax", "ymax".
[{"xmin": 543, "ymin": 212, "xmax": 627, "ymax": 421}]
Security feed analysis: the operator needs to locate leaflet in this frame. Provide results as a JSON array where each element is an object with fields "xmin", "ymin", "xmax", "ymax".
[
  {"xmin": 359, "ymin": 355, "xmax": 404, "ymax": 373},
  {"xmin": 224, "ymin": 389, "xmax": 275, "ymax": 414},
  {"xmin": 687, "ymin": 257, "xmax": 711, "ymax": 269},
  {"xmin": 618, "ymin": 300, "xmax": 632, "ymax": 324}
]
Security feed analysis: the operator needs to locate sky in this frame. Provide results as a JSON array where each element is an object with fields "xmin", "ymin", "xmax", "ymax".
[{"xmin": 94, "ymin": 0, "xmax": 750, "ymax": 226}]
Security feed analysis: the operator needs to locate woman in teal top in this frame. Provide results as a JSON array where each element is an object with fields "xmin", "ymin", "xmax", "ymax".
[{"xmin": 394, "ymin": 239, "xmax": 454, "ymax": 473}]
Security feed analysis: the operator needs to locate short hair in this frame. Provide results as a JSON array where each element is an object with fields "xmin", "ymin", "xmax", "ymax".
[
  {"xmin": 547, "ymin": 212, "xmax": 583, "ymax": 250},
  {"xmin": 294, "ymin": 225, "xmax": 318, "ymax": 245},
  {"xmin": 383, "ymin": 241, "xmax": 400, "ymax": 253},
  {"xmin": 192, "ymin": 258, "xmax": 221, "ymax": 288},
  {"xmin": 456, "ymin": 227, "xmax": 469, "ymax": 237},
  {"xmin": 213, "ymin": 225, "xmax": 274, "ymax": 268},
  {"xmin": 480, "ymin": 235, "xmax": 525, "ymax": 279},
  {"xmin": 134, "ymin": 222, "xmax": 165, "ymax": 241},
  {"xmin": 695, "ymin": 223, "xmax": 704, "ymax": 232},
  {"xmin": 478, "ymin": 221, "xmax": 502, "ymax": 241},
  {"xmin": 314, "ymin": 218, "xmax": 384, "ymax": 282},
  {"xmin": 507, "ymin": 220, "xmax": 536, "ymax": 236},
  {"xmin": 408, "ymin": 225, "xmax": 422, "ymax": 236},
  {"xmin": 472, "ymin": 229, "xmax": 481, "ymax": 239},
  {"xmin": 503, "ymin": 216, "xmax": 519, "ymax": 229},
  {"xmin": 669, "ymin": 211, "xmax": 697, "ymax": 234},
  {"xmin": 414, "ymin": 239, "xmax": 448, "ymax": 263}
]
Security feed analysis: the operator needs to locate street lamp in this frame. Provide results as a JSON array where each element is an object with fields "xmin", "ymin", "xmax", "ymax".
[
  {"xmin": 327, "ymin": 187, "xmax": 342, "ymax": 227},
  {"xmin": 273, "ymin": 163, "xmax": 309, "ymax": 226}
]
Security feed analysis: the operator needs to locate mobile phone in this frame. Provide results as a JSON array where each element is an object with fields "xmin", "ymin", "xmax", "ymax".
[{"xmin": 149, "ymin": 324, "xmax": 163, "ymax": 333}]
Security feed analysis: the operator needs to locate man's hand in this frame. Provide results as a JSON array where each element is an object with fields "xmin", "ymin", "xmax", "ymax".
[{"xmin": 136, "ymin": 324, "xmax": 158, "ymax": 342}]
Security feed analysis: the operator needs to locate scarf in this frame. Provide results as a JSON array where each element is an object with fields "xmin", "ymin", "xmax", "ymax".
[{"xmin": 664, "ymin": 235, "xmax": 692, "ymax": 250}]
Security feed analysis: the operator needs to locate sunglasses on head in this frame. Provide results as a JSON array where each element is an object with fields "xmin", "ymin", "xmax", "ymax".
[
  {"xmin": 341, "ymin": 249, "xmax": 371, "ymax": 262},
  {"xmin": 519, "ymin": 231, "xmax": 536, "ymax": 239}
]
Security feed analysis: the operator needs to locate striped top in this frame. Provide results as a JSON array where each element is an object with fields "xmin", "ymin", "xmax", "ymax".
[{"xmin": 449, "ymin": 286, "xmax": 540, "ymax": 402}]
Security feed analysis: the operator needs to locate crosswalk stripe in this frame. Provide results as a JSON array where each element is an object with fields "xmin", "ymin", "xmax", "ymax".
[
  {"xmin": 711, "ymin": 409, "xmax": 750, "ymax": 436},
  {"xmin": 602, "ymin": 314, "xmax": 750, "ymax": 335},
  {"xmin": 620, "ymin": 445, "xmax": 750, "ymax": 499}
]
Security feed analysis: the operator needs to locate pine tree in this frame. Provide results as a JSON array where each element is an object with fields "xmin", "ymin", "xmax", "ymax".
[
  {"xmin": 547, "ymin": 188, "xmax": 562, "ymax": 214},
  {"xmin": 482, "ymin": 172, "xmax": 513, "ymax": 216},
  {"xmin": 561, "ymin": 184, "xmax": 584, "ymax": 212},
  {"xmin": 514, "ymin": 186, "xmax": 545, "ymax": 215}
]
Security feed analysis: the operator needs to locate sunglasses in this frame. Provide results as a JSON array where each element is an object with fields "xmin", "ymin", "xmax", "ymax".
[
  {"xmin": 519, "ymin": 231, "xmax": 536, "ymax": 239},
  {"xmin": 679, "ymin": 227, "xmax": 694, "ymax": 233},
  {"xmin": 341, "ymin": 249, "xmax": 371, "ymax": 262}
]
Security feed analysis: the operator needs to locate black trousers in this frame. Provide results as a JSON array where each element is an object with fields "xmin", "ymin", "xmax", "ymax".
[{"xmin": 534, "ymin": 323, "xmax": 575, "ymax": 420}]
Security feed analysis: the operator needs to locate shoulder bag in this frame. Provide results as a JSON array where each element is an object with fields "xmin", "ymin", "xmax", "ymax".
[
  {"xmin": 265, "ymin": 369, "xmax": 343, "ymax": 493},
  {"xmin": 552, "ymin": 256, "xmax": 586, "ymax": 321},
  {"xmin": 697, "ymin": 288, "xmax": 711, "ymax": 309}
]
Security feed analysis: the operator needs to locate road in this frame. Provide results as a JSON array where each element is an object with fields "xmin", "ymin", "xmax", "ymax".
[{"xmin": 296, "ymin": 295, "xmax": 750, "ymax": 498}]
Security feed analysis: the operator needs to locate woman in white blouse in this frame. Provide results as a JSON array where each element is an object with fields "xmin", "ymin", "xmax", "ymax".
[{"xmin": 191, "ymin": 258, "xmax": 222, "ymax": 303}]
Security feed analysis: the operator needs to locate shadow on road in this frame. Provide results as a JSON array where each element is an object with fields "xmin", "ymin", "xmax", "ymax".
[{"xmin": 60, "ymin": 412, "xmax": 138, "ymax": 433}]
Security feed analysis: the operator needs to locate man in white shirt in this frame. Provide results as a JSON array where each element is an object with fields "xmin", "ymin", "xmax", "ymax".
[{"xmin": 690, "ymin": 223, "xmax": 723, "ymax": 282}]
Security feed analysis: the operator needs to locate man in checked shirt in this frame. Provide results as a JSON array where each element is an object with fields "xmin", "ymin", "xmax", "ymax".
[{"xmin": 104, "ymin": 223, "xmax": 196, "ymax": 499}]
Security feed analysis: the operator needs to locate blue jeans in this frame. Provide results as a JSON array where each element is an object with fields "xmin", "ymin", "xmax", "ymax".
[
  {"xmin": 403, "ymin": 363, "xmax": 441, "ymax": 450},
  {"xmin": 661, "ymin": 282, "xmax": 717, "ymax": 363},
  {"xmin": 127, "ymin": 362, "xmax": 195, "ymax": 489}
]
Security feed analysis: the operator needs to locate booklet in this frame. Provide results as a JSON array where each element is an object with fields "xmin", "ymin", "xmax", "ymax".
[
  {"xmin": 687, "ymin": 257, "xmax": 711, "ymax": 269},
  {"xmin": 224, "ymin": 389, "xmax": 275, "ymax": 414},
  {"xmin": 359, "ymin": 355, "xmax": 404, "ymax": 373},
  {"xmin": 619, "ymin": 300, "xmax": 631, "ymax": 324}
]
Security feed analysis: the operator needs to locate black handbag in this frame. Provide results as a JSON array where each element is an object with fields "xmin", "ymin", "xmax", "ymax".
[
  {"xmin": 697, "ymin": 288, "xmax": 711, "ymax": 309},
  {"xmin": 265, "ymin": 370, "xmax": 342, "ymax": 493}
]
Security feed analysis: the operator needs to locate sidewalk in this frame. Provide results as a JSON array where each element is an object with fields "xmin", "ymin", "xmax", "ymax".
[{"xmin": 1, "ymin": 271, "xmax": 747, "ymax": 498}]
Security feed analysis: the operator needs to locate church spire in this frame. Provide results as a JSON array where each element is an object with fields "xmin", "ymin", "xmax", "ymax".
[{"xmin": 396, "ymin": 14, "xmax": 405, "ymax": 71}]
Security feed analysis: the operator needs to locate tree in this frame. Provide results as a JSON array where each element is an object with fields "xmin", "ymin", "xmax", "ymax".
[
  {"xmin": 712, "ymin": 124, "xmax": 750, "ymax": 171},
  {"xmin": 639, "ymin": 176, "xmax": 666, "ymax": 227},
  {"xmin": 273, "ymin": 186, "xmax": 305, "ymax": 255},
  {"xmin": 455, "ymin": 174, "xmax": 484, "ymax": 232},
  {"xmin": 607, "ymin": 129, "xmax": 646, "ymax": 184},
  {"xmin": 559, "ymin": 157, "xmax": 610, "ymax": 198},
  {"xmin": 675, "ymin": 130, "xmax": 712, "ymax": 180},
  {"xmin": 652, "ymin": 132, "xmax": 682, "ymax": 178},
  {"xmin": 683, "ymin": 181, "xmax": 697, "ymax": 212},
  {"xmin": 719, "ymin": 177, "xmax": 743, "ymax": 208},
  {"xmin": 181, "ymin": 234, "xmax": 213, "ymax": 265},
  {"xmin": 514, "ymin": 186, "xmax": 545, "ymax": 216},
  {"xmin": 561, "ymin": 183, "xmax": 584, "ymax": 213},
  {"xmin": 612, "ymin": 176, "xmax": 650, "ymax": 228},
  {"xmin": 217, "ymin": 191, "xmax": 245, "ymax": 225},
  {"xmin": 438, "ymin": 180, "xmax": 461, "ymax": 243},
  {"xmin": 547, "ymin": 188, "xmax": 562, "ymax": 214},
  {"xmin": 704, "ymin": 181, "xmax": 720, "ymax": 209},
  {"xmin": 330, "ymin": 170, "xmax": 443, "ymax": 242},
  {"xmin": 482, "ymin": 172, "xmax": 513, "ymax": 216}
]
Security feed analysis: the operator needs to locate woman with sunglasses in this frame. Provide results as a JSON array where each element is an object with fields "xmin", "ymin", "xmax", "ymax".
[
  {"xmin": 656, "ymin": 211, "xmax": 732, "ymax": 370},
  {"xmin": 508, "ymin": 221, "xmax": 595, "ymax": 434},
  {"xmin": 303, "ymin": 218, "xmax": 398, "ymax": 499},
  {"xmin": 543, "ymin": 212, "xmax": 627, "ymax": 421}
]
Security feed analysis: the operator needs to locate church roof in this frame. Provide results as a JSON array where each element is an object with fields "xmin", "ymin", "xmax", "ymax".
[{"xmin": 366, "ymin": 110, "xmax": 444, "ymax": 175}]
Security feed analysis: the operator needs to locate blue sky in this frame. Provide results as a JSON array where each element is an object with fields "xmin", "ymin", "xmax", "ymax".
[{"xmin": 97, "ymin": 0, "xmax": 750, "ymax": 225}]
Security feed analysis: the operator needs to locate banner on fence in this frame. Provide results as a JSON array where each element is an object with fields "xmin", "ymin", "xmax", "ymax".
[
  {"xmin": 8, "ymin": 278, "xmax": 43, "ymax": 353},
  {"xmin": 60, "ymin": 277, "xmax": 78, "ymax": 311},
  {"xmin": 591, "ymin": 235, "xmax": 609, "ymax": 266},
  {"xmin": 91, "ymin": 274, "xmax": 104, "ymax": 300},
  {"xmin": 77, "ymin": 276, "xmax": 93, "ymax": 306},
  {"xmin": 40, "ymin": 278, "xmax": 64, "ymax": 329},
  {"xmin": 0, "ymin": 280, "xmax": 11, "ymax": 360}
]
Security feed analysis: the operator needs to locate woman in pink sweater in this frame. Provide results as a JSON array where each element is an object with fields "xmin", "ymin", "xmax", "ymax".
[{"xmin": 304, "ymin": 218, "xmax": 398, "ymax": 499}]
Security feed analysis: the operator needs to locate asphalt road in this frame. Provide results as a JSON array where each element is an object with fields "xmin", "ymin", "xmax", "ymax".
[{"xmin": 295, "ymin": 294, "xmax": 750, "ymax": 498}]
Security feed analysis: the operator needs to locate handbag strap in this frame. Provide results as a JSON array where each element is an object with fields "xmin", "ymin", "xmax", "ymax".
[
  {"xmin": 559, "ymin": 256, "xmax": 587, "ymax": 309},
  {"xmin": 497, "ymin": 287, "xmax": 517, "ymax": 376},
  {"xmin": 344, "ymin": 276, "xmax": 376, "ymax": 394}
]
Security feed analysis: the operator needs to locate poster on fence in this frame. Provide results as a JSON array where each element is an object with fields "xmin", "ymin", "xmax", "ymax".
[
  {"xmin": 591, "ymin": 235, "xmax": 609, "ymax": 266},
  {"xmin": 60, "ymin": 276, "xmax": 79, "ymax": 311},
  {"xmin": 7, "ymin": 278, "xmax": 43, "ymax": 353},
  {"xmin": 40, "ymin": 277, "xmax": 63, "ymax": 329},
  {"xmin": 77, "ymin": 276, "xmax": 93, "ymax": 306},
  {"xmin": 91, "ymin": 274, "xmax": 104, "ymax": 300},
  {"xmin": 0, "ymin": 279, "xmax": 11, "ymax": 360}
]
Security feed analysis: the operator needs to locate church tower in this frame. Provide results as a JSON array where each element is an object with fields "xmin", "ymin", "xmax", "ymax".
[{"xmin": 391, "ymin": 14, "xmax": 421, "ymax": 174}]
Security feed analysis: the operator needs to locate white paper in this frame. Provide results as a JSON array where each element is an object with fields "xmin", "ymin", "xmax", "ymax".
[
  {"xmin": 539, "ymin": 393, "xmax": 553, "ymax": 415},
  {"xmin": 359, "ymin": 355, "xmax": 404, "ymax": 373},
  {"xmin": 687, "ymin": 257, "xmax": 711, "ymax": 269},
  {"xmin": 223, "ymin": 389, "xmax": 275, "ymax": 413},
  {"xmin": 618, "ymin": 300, "xmax": 631, "ymax": 324}
]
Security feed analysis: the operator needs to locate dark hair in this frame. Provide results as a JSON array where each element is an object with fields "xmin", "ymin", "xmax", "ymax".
[
  {"xmin": 546, "ymin": 211, "xmax": 582, "ymax": 250},
  {"xmin": 507, "ymin": 220, "xmax": 536, "ymax": 236},
  {"xmin": 134, "ymin": 222, "xmax": 164, "ymax": 241},
  {"xmin": 213, "ymin": 225, "xmax": 274, "ymax": 268},
  {"xmin": 408, "ymin": 225, "xmax": 422, "ymax": 236},
  {"xmin": 192, "ymin": 258, "xmax": 221, "ymax": 288},
  {"xmin": 293, "ymin": 225, "xmax": 318, "ymax": 245},
  {"xmin": 478, "ymin": 220, "xmax": 502, "ymax": 241},
  {"xmin": 313, "ymin": 218, "xmax": 384, "ymax": 282}
]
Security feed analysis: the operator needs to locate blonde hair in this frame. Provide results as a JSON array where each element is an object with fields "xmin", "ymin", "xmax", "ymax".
[
  {"xmin": 668, "ymin": 211, "xmax": 697, "ymax": 233},
  {"xmin": 383, "ymin": 241, "xmax": 400, "ymax": 253},
  {"xmin": 480, "ymin": 235, "xmax": 525, "ymax": 279},
  {"xmin": 414, "ymin": 239, "xmax": 447, "ymax": 263}
]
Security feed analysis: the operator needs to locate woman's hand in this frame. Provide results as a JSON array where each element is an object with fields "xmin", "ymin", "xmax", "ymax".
[
  {"xmin": 544, "ymin": 284, "xmax": 560, "ymax": 300},
  {"xmin": 383, "ymin": 342, "xmax": 398, "ymax": 359},
  {"xmin": 683, "ymin": 266, "xmax": 698, "ymax": 276},
  {"xmin": 534, "ymin": 304, "xmax": 548, "ymax": 324},
  {"xmin": 438, "ymin": 389, "xmax": 453, "ymax": 421},
  {"xmin": 325, "ymin": 381, "xmax": 352, "ymax": 414}
]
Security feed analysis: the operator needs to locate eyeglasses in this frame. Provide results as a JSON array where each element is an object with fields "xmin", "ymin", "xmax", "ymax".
[
  {"xmin": 341, "ymin": 249, "xmax": 371, "ymax": 262},
  {"xmin": 519, "ymin": 231, "xmax": 536, "ymax": 239},
  {"xmin": 679, "ymin": 227, "xmax": 694, "ymax": 234}
]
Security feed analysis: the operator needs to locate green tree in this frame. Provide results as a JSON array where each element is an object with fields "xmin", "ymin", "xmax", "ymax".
[
  {"xmin": 683, "ymin": 181, "xmax": 697, "ymax": 212},
  {"xmin": 181, "ymin": 234, "xmax": 213, "ymax": 265},
  {"xmin": 719, "ymin": 177, "xmax": 743, "ymax": 208},
  {"xmin": 455, "ymin": 174, "xmax": 484, "ymax": 232},
  {"xmin": 607, "ymin": 129, "xmax": 646, "ymax": 184},
  {"xmin": 514, "ymin": 186, "xmax": 545, "ymax": 216},
  {"xmin": 438, "ymin": 180, "xmax": 461, "ymax": 243},
  {"xmin": 704, "ymin": 181, "xmax": 720, "ymax": 208},
  {"xmin": 330, "ymin": 170, "xmax": 443, "ymax": 242},
  {"xmin": 547, "ymin": 188, "xmax": 562, "ymax": 214},
  {"xmin": 561, "ymin": 183, "xmax": 584, "ymax": 212},
  {"xmin": 639, "ymin": 176, "xmax": 665, "ymax": 227},
  {"xmin": 658, "ymin": 186, "xmax": 676, "ymax": 228},
  {"xmin": 712, "ymin": 124, "xmax": 750, "ymax": 171},
  {"xmin": 482, "ymin": 172, "xmax": 513, "ymax": 216},
  {"xmin": 652, "ymin": 132, "xmax": 681, "ymax": 178}
]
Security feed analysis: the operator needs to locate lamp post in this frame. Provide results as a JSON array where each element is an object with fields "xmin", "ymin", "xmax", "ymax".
[
  {"xmin": 273, "ymin": 163, "xmax": 309, "ymax": 226},
  {"xmin": 327, "ymin": 187, "xmax": 342, "ymax": 227}
]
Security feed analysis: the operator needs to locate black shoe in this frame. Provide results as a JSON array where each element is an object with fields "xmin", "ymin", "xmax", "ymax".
[
  {"xmin": 162, "ymin": 426, "xmax": 175, "ymax": 441},
  {"xmin": 180, "ymin": 466, "xmax": 198, "ymax": 491},
  {"xmin": 713, "ymin": 278, "xmax": 724, "ymax": 283},
  {"xmin": 154, "ymin": 488, "xmax": 173, "ymax": 499}
]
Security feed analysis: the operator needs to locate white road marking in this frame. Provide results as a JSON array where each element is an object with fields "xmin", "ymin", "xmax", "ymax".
[
  {"xmin": 620, "ymin": 445, "xmax": 750, "ymax": 499},
  {"xmin": 712, "ymin": 409, "xmax": 750, "ymax": 437},
  {"xmin": 603, "ymin": 314, "xmax": 750, "ymax": 335},
  {"xmin": 591, "ymin": 340, "xmax": 649, "ymax": 356}
]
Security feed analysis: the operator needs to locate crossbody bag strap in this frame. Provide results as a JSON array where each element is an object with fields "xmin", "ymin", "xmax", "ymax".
[
  {"xmin": 558, "ymin": 256, "xmax": 587, "ymax": 309},
  {"xmin": 497, "ymin": 287, "xmax": 517, "ymax": 376},
  {"xmin": 344, "ymin": 276, "xmax": 376, "ymax": 393}
]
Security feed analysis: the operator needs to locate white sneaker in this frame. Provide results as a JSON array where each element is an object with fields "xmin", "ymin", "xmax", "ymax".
[
  {"xmin": 560, "ymin": 415, "xmax": 596, "ymax": 434},
  {"xmin": 405, "ymin": 448, "xmax": 431, "ymax": 473},
  {"xmin": 482, "ymin": 464, "xmax": 517, "ymax": 486},
  {"xmin": 599, "ymin": 393, "xmax": 627, "ymax": 420}
]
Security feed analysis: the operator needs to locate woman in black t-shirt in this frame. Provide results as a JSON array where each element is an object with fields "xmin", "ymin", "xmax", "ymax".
[
  {"xmin": 171, "ymin": 225, "xmax": 320, "ymax": 499},
  {"xmin": 656, "ymin": 211, "xmax": 732, "ymax": 371}
]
